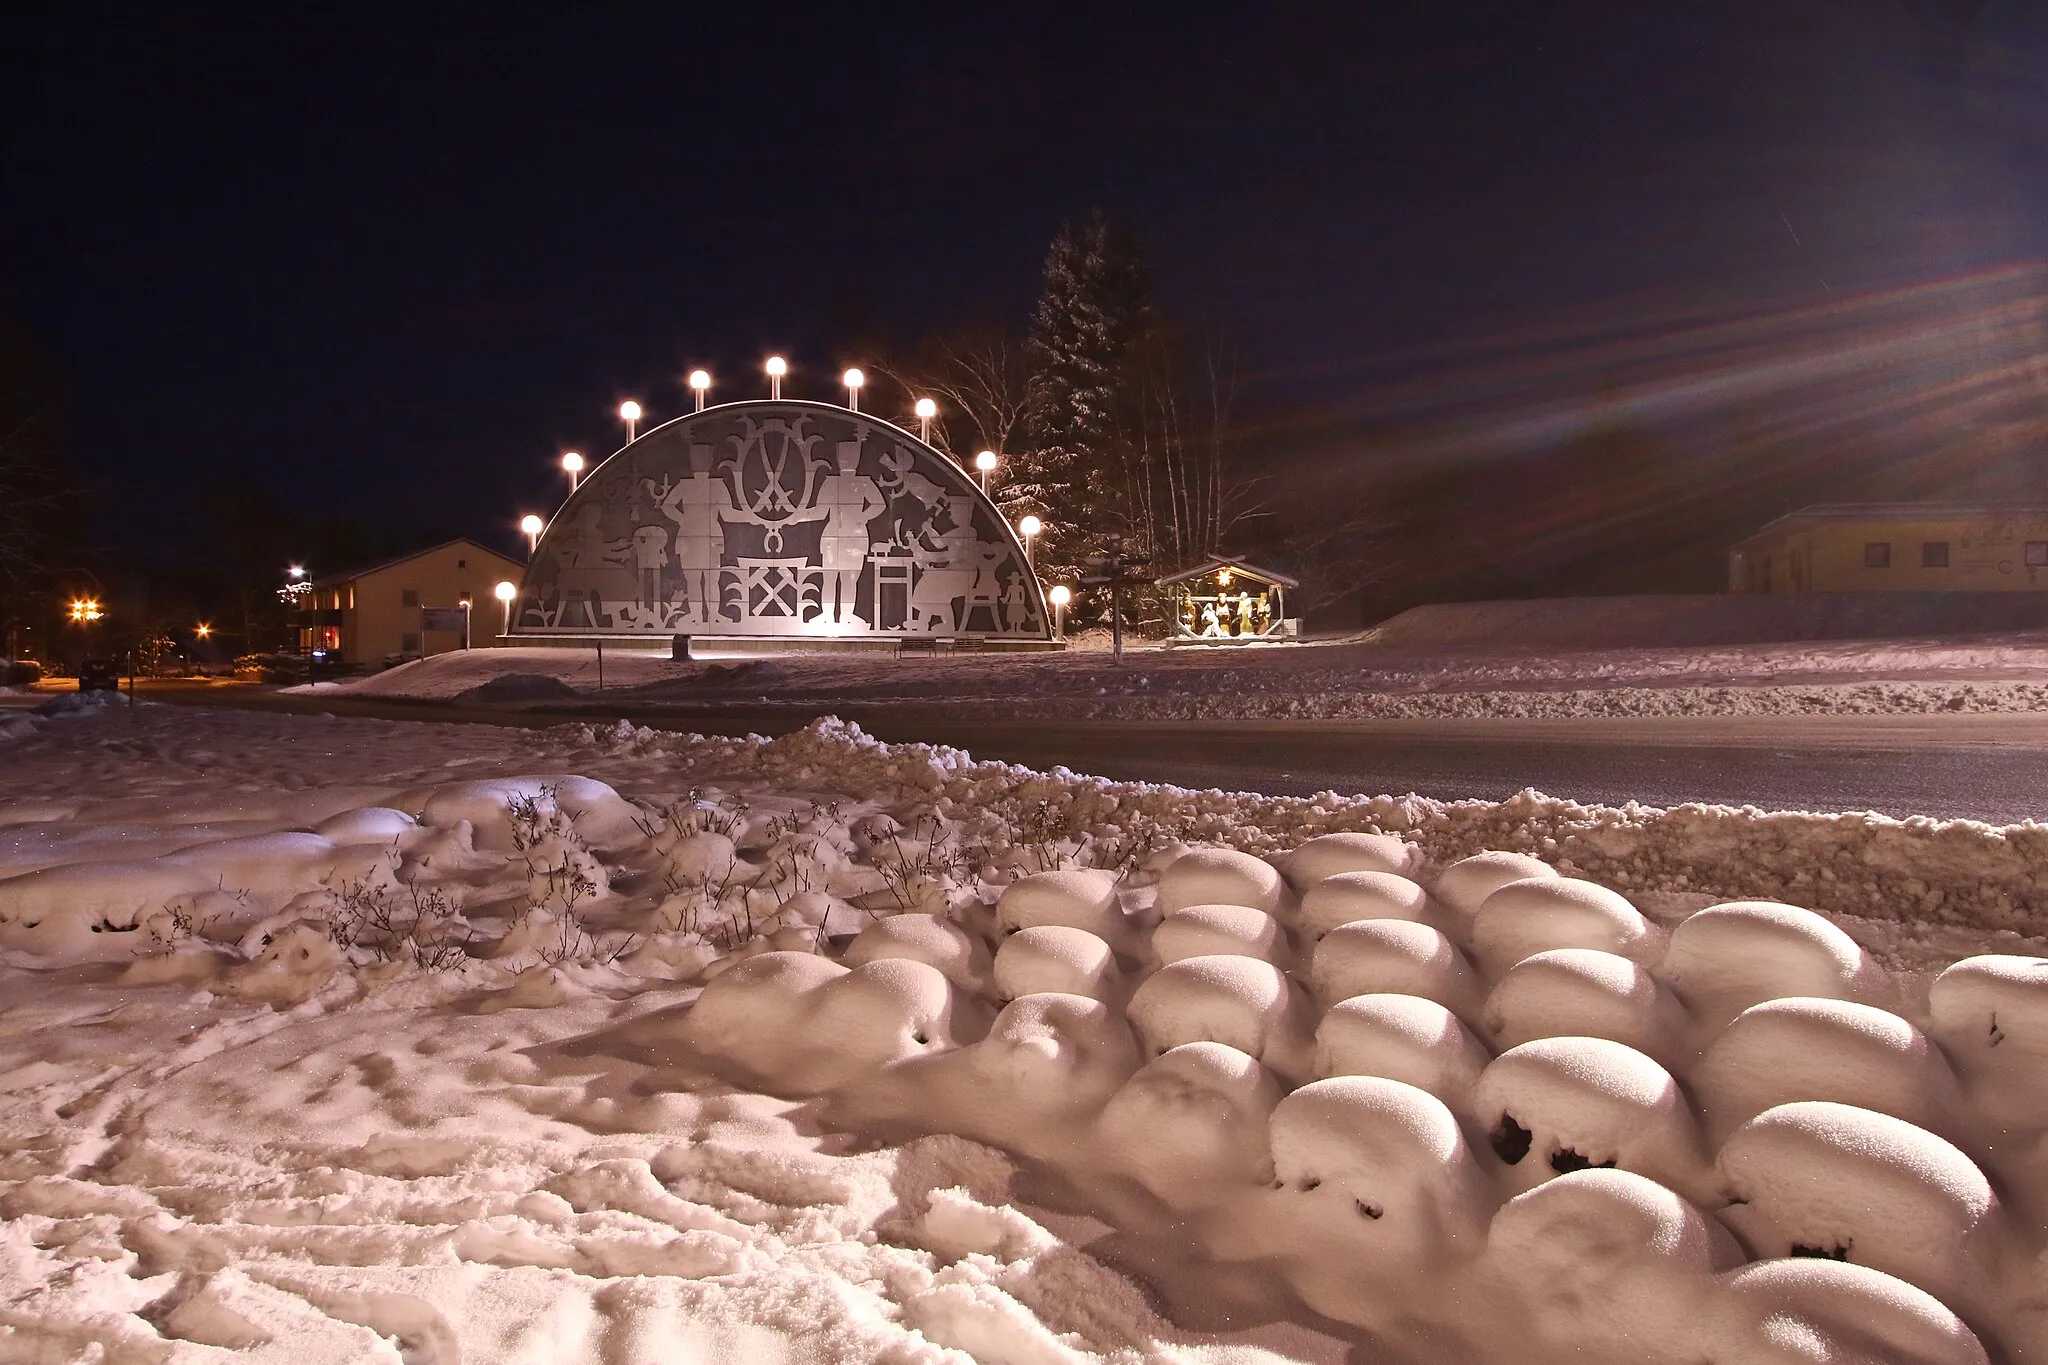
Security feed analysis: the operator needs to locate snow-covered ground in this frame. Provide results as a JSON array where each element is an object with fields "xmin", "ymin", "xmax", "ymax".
[
  {"xmin": 4, "ymin": 702, "xmax": 2047, "ymax": 1361},
  {"xmin": 298, "ymin": 634, "xmax": 2048, "ymax": 722}
]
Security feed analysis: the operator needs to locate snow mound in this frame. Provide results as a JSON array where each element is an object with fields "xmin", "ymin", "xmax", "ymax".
[
  {"xmin": 1431, "ymin": 851, "xmax": 1559, "ymax": 941},
  {"xmin": 1154, "ymin": 846, "xmax": 1288, "ymax": 917},
  {"xmin": 1718, "ymin": 1101, "xmax": 1997, "ymax": 1308},
  {"xmin": 1661, "ymin": 900, "xmax": 1881, "ymax": 1027},
  {"xmin": 1313, "ymin": 993, "xmax": 1492, "ymax": 1122},
  {"xmin": 1310, "ymin": 918, "xmax": 1485, "ymax": 1025},
  {"xmin": 992, "ymin": 926, "xmax": 1119, "ymax": 1002},
  {"xmin": 1127, "ymin": 955, "xmax": 1316, "ymax": 1083},
  {"xmin": 1151, "ymin": 903, "xmax": 1285, "ymax": 966},
  {"xmin": 1472, "ymin": 876, "xmax": 1657, "ymax": 977},
  {"xmin": 1482, "ymin": 948, "xmax": 1689, "ymax": 1067},
  {"xmin": 1298, "ymin": 870, "xmax": 1432, "ymax": 940},
  {"xmin": 1282, "ymin": 831, "xmax": 1422, "ymax": 889}
]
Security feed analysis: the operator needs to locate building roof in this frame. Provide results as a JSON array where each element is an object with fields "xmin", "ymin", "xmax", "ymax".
[
  {"xmin": 1734, "ymin": 502, "xmax": 2048, "ymax": 548},
  {"xmin": 1155, "ymin": 554, "xmax": 1301, "ymax": 589},
  {"xmin": 311, "ymin": 538, "xmax": 521, "ymax": 587}
]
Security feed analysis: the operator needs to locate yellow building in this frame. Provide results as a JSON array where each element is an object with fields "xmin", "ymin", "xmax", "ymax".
[
  {"xmin": 301, "ymin": 538, "xmax": 525, "ymax": 666},
  {"xmin": 1728, "ymin": 503, "xmax": 2048, "ymax": 593}
]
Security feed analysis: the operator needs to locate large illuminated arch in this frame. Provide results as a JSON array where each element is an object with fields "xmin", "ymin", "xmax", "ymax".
[{"xmin": 510, "ymin": 400, "xmax": 1050, "ymax": 641}]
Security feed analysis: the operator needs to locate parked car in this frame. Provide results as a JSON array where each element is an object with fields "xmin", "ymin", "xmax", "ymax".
[
  {"xmin": 77, "ymin": 657, "xmax": 121, "ymax": 692},
  {"xmin": 1, "ymin": 658, "xmax": 42, "ymax": 686}
]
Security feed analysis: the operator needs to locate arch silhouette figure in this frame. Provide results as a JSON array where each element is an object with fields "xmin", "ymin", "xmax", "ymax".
[{"xmin": 510, "ymin": 401, "xmax": 1050, "ymax": 641}]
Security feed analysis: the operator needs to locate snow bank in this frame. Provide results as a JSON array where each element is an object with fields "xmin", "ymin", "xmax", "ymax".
[{"xmin": 4, "ymin": 704, "xmax": 2048, "ymax": 1361}]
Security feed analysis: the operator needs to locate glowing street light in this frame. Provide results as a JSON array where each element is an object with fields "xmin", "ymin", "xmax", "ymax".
[
  {"xmin": 843, "ymin": 367, "xmax": 865, "ymax": 412},
  {"xmin": 494, "ymin": 580, "xmax": 517, "ymax": 638},
  {"xmin": 287, "ymin": 565, "xmax": 306, "ymax": 580},
  {"xmin": 1017, "ymin": 513, "xmax": 1042, "ymax": 570},
  {"xmin": 1048, "ymin": 584, "xmax": 1071, "ymax": 640},
  {"xmin": 765, "ymin": 355, "xmax": 787, "ymax": 400},
  {"xmin": 561, "ymin": 450, "xmax": 585, "ymax": 492},
  {"xmin": 194, "ymin": 623, "xmax": 211, "ymax": 640},
  {"xmin": 68, "ymin": 598, "xmax": 102, "ymax": 624},
  {"xmin": 520, "ymin": 514, "xmax": 545, "ymax": 554},
  {"xmin": 618, "ymin": 400, "xmax": 643, "ymax": 443},
  {"xmin": 689, "ymin": 368, "xmax": 711, "ymax": 411},
  {"xmin": 974, "ymin": 449, "xmax": 998, "ymax": 493},
  {"xmin": 913, "ymin": 396, "xmax": 937, "ymax": 444}
]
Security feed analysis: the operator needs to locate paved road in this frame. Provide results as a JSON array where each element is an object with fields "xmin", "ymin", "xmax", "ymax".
[{"xmin": 122, "ymin": 683, "xmax": 2048, "ymax": 824}]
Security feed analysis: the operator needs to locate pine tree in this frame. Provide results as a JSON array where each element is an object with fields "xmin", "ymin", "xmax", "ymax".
[{"xmin": 1018, "ymin": 210, "xmax": 1152, "ymax": 575}]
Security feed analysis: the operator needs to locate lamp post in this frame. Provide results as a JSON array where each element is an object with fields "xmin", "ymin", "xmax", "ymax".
[
  {"xmin": 689, "ymin": 368, "xmax": 711, "ymax": 411},
  {"xmin": 766, "ymin": 355, "xmax": 786, "ymax": 400},
  {"xmin": 561, "ymin": 450, "xmax": 585, "ymax": 492},
  {"xmin": 1048, "ymin": 584, "xmax": 1070, "ymax": 641},
  {"xmin": 914, "ymin": 397, "xmax": 936, "ymax": 444},
  {"xmin": 1018, "ymin": 514, "xmax": 1041, "ymax": 571},
  {"xmin": 618, "ymin": 400, "xmax": 642, "ymax": 444},
  {"xmin": 843, "ymin": 367, "xmax": 864, "ymax": 412},
  {"xmin": 974, "ymin": 449, "xmax": 998, "ymax": 494},
  {"xmin": 521, "ymin": 514, "xmax": 545, "ymax": 555},
  {"xmin": 494, "ymin": 580, "xmax": 516, "ymax": 640}
]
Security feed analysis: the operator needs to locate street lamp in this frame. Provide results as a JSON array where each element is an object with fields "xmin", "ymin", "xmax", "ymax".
[
  {"xmin": 494, "ymin": 580, "xmax": 517, "ymax": 639},
  {"xmin": 561, "ymin": 450, "xmax": 585, "ymax": 492},
  {"xmin": 766, "ymin": 355, "xmax": 787, "ymax": 400},
  {"xmin": 1048, "ymin": 584, "xmax": 1071, "ymax": 640},
  {"xmin": 520, "ymin": 514, "xmax": 545, "ymax": 555},
  {"xmin": 914, "ymin": 396, "xmax": 937, "ymax": 444},
  {"xmin": 194, "ymin": 623, "xmax": 211, "ymax": 640},
  {"xmin": 1018, "ymin": 513, "xmax": 1042, "ymax": 570},
  {"xmin": 975, "ymin": 449, "xmax": 998, "ymax": 493},
  {"xmin": 843, "ymin": 367, "xmax": 865, "ymax": 412},
  {"xmin": 68, "ymin": 598, "xmax": 102, "ymax": 624},
  {"xmin": 618, "ymin": 400, "xmax": 643, "ymax": 443},
  {"xmin": 689, "ymin": 368, "xmax": 711, "ymax": 411}
]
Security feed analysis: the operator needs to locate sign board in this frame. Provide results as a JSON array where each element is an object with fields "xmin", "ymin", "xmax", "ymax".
[{"xmin": 420, "ymin": 606, "xmax": 470, "ymax": 632}]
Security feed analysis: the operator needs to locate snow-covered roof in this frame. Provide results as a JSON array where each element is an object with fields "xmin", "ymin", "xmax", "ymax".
[
  {"xmin": 1155, "ymin": 554, "xmax": 1301, "ymax": 588},
  {"xmin": 1734, "ymin": 502, "xmax": 2048, "ymax": 548},
  {"xmin": 312, "ymin": 537, "xmax": 520, "ymax": 587}
]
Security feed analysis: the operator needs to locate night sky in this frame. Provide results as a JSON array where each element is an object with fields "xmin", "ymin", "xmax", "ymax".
[{"xmin": 6, "ymin": 3, "xmax": 2047, "ymax": 569}]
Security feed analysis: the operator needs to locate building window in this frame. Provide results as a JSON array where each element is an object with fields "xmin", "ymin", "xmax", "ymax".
[
  {"xmin": 401, "ymin": 588, "xmax": 420, "ymax": 608},
  {"xmin": 401, "ymin": 633, "xmax": 420, "ymax": 653},
  {"xmin": 1922, "ymin": 541, "xmax": 1950, "ymax": 568},
  {"xmin": 2028, "ymin": 542, "xmax": 2048, "ymax": 568},
  {"xmin": 457, "ymin": 558, "xmax": 467, "ymax": 568},
  {"xmin": 1864, "ymin": 542, "xmax": 1890, "ymax": 568}
]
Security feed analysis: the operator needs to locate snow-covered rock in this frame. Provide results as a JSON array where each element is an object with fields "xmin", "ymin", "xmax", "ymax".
[
  {"xmin": 1154, "ymin": 846, "xmax": 1287, "ymax": 917},
  {"xmin": 1097, "ymin": 1041, "xmax": 1281, "ymax": 1202},
  {"xmin": 1704, "ymin": 1259, "xmax": 1990, "ymax": 1365},
  {"xmin": 1126, "ymin": 954, "xmax": 1316, "ymax": 1084},
  {"xmin": 991, "ymin": 925, "xmax": 1119, "ymax": 1002},
  {"xmin": 1150, "ymin": 903, "xmax": 1285, "ymax": 967},
  {"xmin": 1282, "ymin": 831, "xmax": 1421, "ymax": 890},
  {"xmin": 1718, "ymin": 1101, "xmax": 2000, "ymax": 1310},
  {"xmin": 1470, "ymin": 876, "xmax": 1656, "ymax": 978},
  {"xmin": 1927, "ymin": 955, "xmax": 2048, "ymax": 1131},
  {"xmin": 680, "ymin": 951, "xmax": 962, "ymax": 1094},
  {"xmin": 1695, "ymin": 997, "xmax": 1962, "ymax": 1145},
  {"xmin": 1483, "ymin": 1168, "xmax": 1741, "ymax": 1365},
  {"xmin": 1660, "ymin": 900, "xmax": 1882, "ymax": 1029},
  {"xmin": 1313, "ymin": 993, "xmax": 1492, "ymax": 1126},
  {"xmin": 994, "ymin": 868, "xmax": 1127, "ymax": 944},
  {"xmin": 1430, "ymin": 851, "xmax": 1557, "ymax": 943},
  {"xmin": 1473, "ymin": 1036, "xmax": 1712, "ymax": 1203},
  {"xmin": 1481, "ymin": 949, "xmax": 1689, "ymax": 1068},
  {"xmin": 1298, "ymin": 870, "xmax": 1432, "ymax": 941},
  {"xmin": 843, "ymin": 912, "xmax": 991, "ymax": 991},
  {"xmin": 1309, "ymin": 918, "xmax": 1485, "ymax": 1025},
  {"xmin": 1257, "ymin": 1077, "xmax": 1494, "ymax": 1330}
]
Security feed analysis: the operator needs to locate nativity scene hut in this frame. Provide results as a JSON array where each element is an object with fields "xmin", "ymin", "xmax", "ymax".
[{"xmin": 1157, "ymin": 555, "xmax": 1300, "ymax": 642}]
